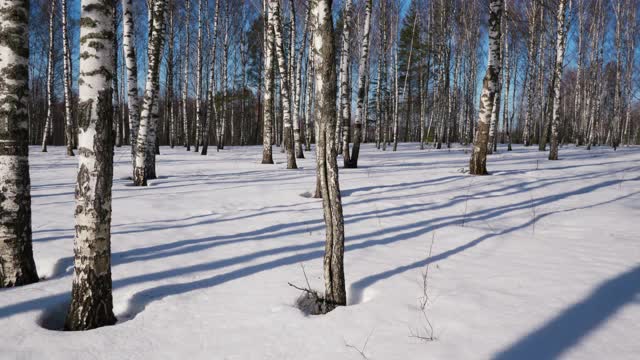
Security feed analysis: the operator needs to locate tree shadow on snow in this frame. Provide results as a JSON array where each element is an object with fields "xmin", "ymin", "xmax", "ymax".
[{"xmin": 491, "ymin": 265, "xmax": 640, "ymax": 360}]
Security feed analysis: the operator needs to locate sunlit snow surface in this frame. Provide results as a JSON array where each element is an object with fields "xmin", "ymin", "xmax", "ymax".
[{"xmin": 1, "ymin": 143, "xmax": 639, "ymax": 359}]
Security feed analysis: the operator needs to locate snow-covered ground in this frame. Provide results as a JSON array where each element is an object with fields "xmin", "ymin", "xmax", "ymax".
[{"xmin": 1, "ymin": 143, "xmax": 639, "ymax": 360}]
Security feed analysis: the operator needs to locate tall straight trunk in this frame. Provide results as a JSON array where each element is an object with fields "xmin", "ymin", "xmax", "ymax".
[
  {"xmin": 573, "ymin": 0, "xmax": 583, "ymax": 145},
  {"xmin": 293, "ymin": 3, "xmax": 310, "ymax": 158},
  {"xmin": 304, "ymin": 40, "xmax": 314, "ymax": 152},
  {"xmin": 488, "ymin": 21, "xmax": 504, "ymax": 155},
  {"xmin": 194, "ymin": 0, "xmax": 204, "ymax": 152},
  {"xmin": 469, "ymin": 0, "xmax": 502, "ymax": 175},
  {"xmin": 612, "ymin": 0, "xmax": 623, "ymax": 148},
  {"xmin": 262, "ymin": 0, "xmax": 274, "ymax": 164},
  {"xmin": 0, "ymin": 0, "xmax": 39, "ymax": 288},
  {"xmin": 113, "ymin": 6, "xmax": 121, "ymax": 148},
  {"xmin": 182, "ymin": 0, "xmax": 191, "ymax": 150},
  {"xmin": 41, "ymin": 0, "xmax": 56, "ymax": 152},
  {"xmin": 202, "ymin": 0, "xmax": 220, "ymax": 155},
  {"xmin": 338, "ymin": 0, "xmax": 352, "ymax": 163},
  {"xmin": 312, "ymin": 0, "xmax": 346, "ymax": 308},
  {"xmin": 269, "ymin": 0, "xmax": 297, "ymax": 169},
  {"xmin": 502, "ymin": 7, "xmax": 510, "ymax": 148},
  {"xmin": 65, "ymin": 0, "xmax": 116, "ymax": 330},
  {"xmin": 346, "ymin": 0, "xmax": 372, "ymax": 167},
  {"xmin": 218, "ymin": 2, "xmax": 229, "ymax": 150},
  {"xmin": 622, "ymin": 0, "xmax": 636, "ymax": 146},
  {"xmin": 523, "ymin": 1, "xmax": 538, "ymax": 147},
  {"xmin": 133, "ymin": 0, "xmax": 166, "ymax": 186},
  {"xmin": 394, "ymin": 12, "xmax": 417, "ymax": 152},
  {"xmin": 168, "ymin": 1, "xmax": 176, "ymax": 148},
  {"xmin": 62, "ymin": 0, "xmax": 75, "ymax": 156},
  {"xmin": 123, "ymin": 0, "xmax": 140, "ymax": 173},
  {"xmin": 376, "ymin": 0, "xmax": 387, "ymax": 150},
  {"xmin": 548, "ymin": 0, "xmax": 567, "ymax": 160}
]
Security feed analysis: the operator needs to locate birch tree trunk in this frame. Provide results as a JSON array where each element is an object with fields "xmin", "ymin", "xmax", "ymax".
[
  {"xmin": 218, "ymin": 2, "xmax": 229, "ymax": 150},
  {"xmin": 64, "ymin": 0, "xmax": 116, "ymax": 330},
  {"xmin": 182, "ymin": 0, "xmax": 191, "ymax": 151},
  {"xmin": 345, "ymin": 0, "xmax": 372, "ymax": 168},
  {"xmin": 167, "ymin": 0, "xmax": 176, "ymax": 148},
  {"xmin": 469, "ymin": 0, "xmax": 502, "ymax": 175},
  {"xmin": 312, "ymin": 0, "xmax": 346, "ymax": 309},
  {"xmin": 261, "ymin": 0, "xmax": 274, "ymax": 164},
  {"xmin": 202, "ymin": 0, "xmax": 219, "ymax": 156},
  {"xmin": 548, "ymin": 0, "xmax": 567, "ymax": 160},
  {"xmin": 293, "ymin": 3, "xmax": 310, "ymax": 158},
  {"xmin": 194, "ymin": 0, "xmax": 203, "ymax": 152},
  {"xmin": 133, "ymin": 0, "xmax": 166, "ymax": 186},
  {"xmin": 304, "ymin": 39, "xmax": 314, "ymax": 152},
  {"xmin": 0, "ymin": 0, "xmax": 39, "ymax": 288},
  {"xmin": 338, "ymin": 0, "xmax": 352, "ymax": 161},
  {"xmin": 41, "ymin": 0, "xmax": 56, "ymax": 153},
  {"xmin": 269, "ymin": 0, "xmax": 297, "ymax": 169},
  {"xmin": 123, "ymin": 0, "xmax": 140, "ymax": 174},
  {"xmin": 62, "ymin": 0, "xmax": 75, "ymax": 156}
]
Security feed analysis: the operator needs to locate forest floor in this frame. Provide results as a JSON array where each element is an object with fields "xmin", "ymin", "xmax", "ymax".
[{"xmin": 1, "ymin": 143, "xmax": 639, "ymax": 359}]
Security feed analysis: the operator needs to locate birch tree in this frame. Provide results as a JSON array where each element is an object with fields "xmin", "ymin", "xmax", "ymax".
[
  {"xmin": 133, "ymin": 0, "xmax": 166, "ymax": 186},
  {"xmin": 268, "ymin": 0, "xmax": 296, "ymax": 169},
  {"xmin": 123, "ymin": 0, "xmax": 139, "ymax": 172},
  {"xmin": 41, "ymin": 0, "xmax": 56, "ymax": 152},
  {"xmin": 548, "ymin": 0, "xmax": 568, "ymax": 160},
  {"xmin": 182, "ymin": 0, "xmax": 191, "ymax": 151},
  {"xmin": 344, "ymin": 0, "xmax": 372, "ymax": 168},
  {"xmin": 202, "ymin": 0, "xmax": 220, "ymax": 156},
  {"xmin": 194, "ymin": 0, "xmax": 204, "ymax": 152},
  {"xmin": 62, "ymin": 0, "xmax": 75, "ymax": 156},
  {"xmin": 312, "ymin": 0, "xmax": 347, "ymax": 309},
  {"xmin": 469, "ymin": 0, "xmax": 502, "ymax": 175},
  {"xmin": 0, "ymin": 0, "xmax": 39, "ymax": 288},
  {"xmin": 261, "ymin": 0, "xmax": 274, "ymax": 164},
  {"xmin": 65, "ymin": 0, "xmax": 117, "ymax": 330}
]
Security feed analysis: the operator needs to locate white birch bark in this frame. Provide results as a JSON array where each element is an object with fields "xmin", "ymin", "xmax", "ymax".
[
  {"xmin": 549, "ymin": 0, "xmax": 567, "ymax": 160},
  {"xmin": 345, "ymin": 0, "xmax": 372, "ymax": 167},
  {"xmin": 201, "ymin": 0, "xmax": 220, "ymax": 155},
  {"xmin": 261, "ymin": 0, "xmax": 274, "ymax": 164},
  {"xmin": 133, "ymin": 0, "xmax": 166, "ymax": 186},
  {"xmin": 41, "ymin": 0, "xmax": 56, "ymax": 152},
  {"xmin": 65, "ymin": 0, "xmax": 117, "ymax": 330},
  {"xmin": 62, "ymin": 0, "xmax": 75, "ymax": 156},
  {"xmin": 469, "ymin": 0, "xmax": 502, "ymax": 175},
  {"xmin": 194, "ymin": 0, "xmax": 204, "ymax": 152},
  {"xmin": 0, "ymin": 0, "xmax": 39, "ymax": 288},
  {"xmin": 123, "ymin": 0, "xmax": 140, "ymax": 172},
  {"xmin": 182, "ymin": 0, "xmax": 191, "ymax": 150},
  {"xmin": 268, "ymin": 0, "xmax": 297, "ymax": 169},
  {"xmin": 312, "ymin": 0, "xmax": 346, "ymax": 309}
]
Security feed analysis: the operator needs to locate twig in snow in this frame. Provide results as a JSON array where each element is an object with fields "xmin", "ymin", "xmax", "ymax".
[{"xmin": 345, "ymin": 328, "xmax": 375, "ymax": 359}]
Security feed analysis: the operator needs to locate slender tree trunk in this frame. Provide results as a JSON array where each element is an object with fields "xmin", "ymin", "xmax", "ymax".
[
  {"xmin": 65, "ymin": 0, "xmax": 117, "ymax": 330},
  {"xmin": 62, "ymin": 0, "xmax": 75, "ymax": 156},
  {"xmin": 194, "ymin": 0, "xmax": 203, "ymax": 152},
  {"xmin": 269, "ymin": 0, "xmax": 297, "ymax": 169},
  {"xmin": 133, "ymin": 0, "xmax": 166, "ymax": 186},
  {"xmin": 168, "ymin": 1, "xmax": 176, "ymax": 149},
  {"xmin": 0, "ymin": 0, "xmax": 39, "ymax": 288},
  {"xmin": 469, "ymin": 0, "xmax": 502, "ymax": 175},
  {"xmin": 338, "ymin": 0, "xmax": 353, "ymax": 163},
  {"xmin": 41, "ymin": 0, "xmax": 56, "ymax": 152},
  {"xmin": 202, "ymin": 0, "xmax": 220, "ymax": 156},
  {"xmin": 549, "ymin": 0, "xmax": 567, "ymax": 160},
  {"xmin": 345, "ymin": 0, "xmax": 372, "ymax": 167},
  {"xmin": 262, "ymin": 0, "xmax": 274, "ymax": 164},
  {"xmin": 304, "ymin": 40, "xmax": 314, "ymax": 152},
  {"xmin": 312, "ymin": 0, "xmax": 346, "ymax": 309},
  {"xmin": 123, "ymin": 0, "xmax": 140, "ymax": 174},
  {"xmin": 182, "ymin": 0, "xmax": 191, "ymax": 151}
]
